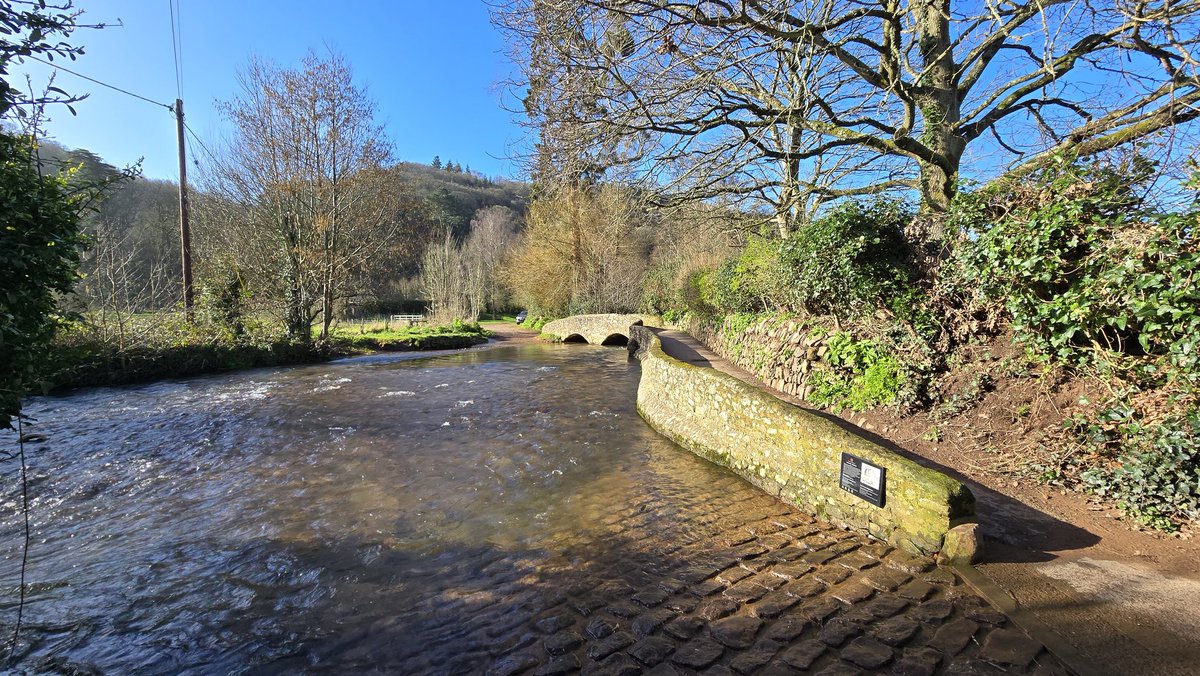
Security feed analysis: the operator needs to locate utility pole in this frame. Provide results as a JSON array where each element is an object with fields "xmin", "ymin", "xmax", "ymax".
[{"xmin": 175, "ymin": 98, "xmax": 195, "ymax": 320}]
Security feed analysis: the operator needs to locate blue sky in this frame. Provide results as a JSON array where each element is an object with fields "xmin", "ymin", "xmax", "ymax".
[{"xmin": 15, "ymin": 0, "xmax": 526, "ymax": 181}]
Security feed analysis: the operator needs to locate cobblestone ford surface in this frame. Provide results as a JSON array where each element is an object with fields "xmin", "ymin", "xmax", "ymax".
[
  {"xmin": 388, "ymin": 474, "xmax": 1066, "ymax": 675},
  {"xmin": 8, "ymin": 345, "xmax": 1072, "ymax": 673}
]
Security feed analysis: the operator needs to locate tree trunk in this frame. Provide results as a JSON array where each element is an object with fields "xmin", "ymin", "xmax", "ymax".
[
  {"xmin": 915, "ymin": 0, "xmax": 964, "ymax": 213},
  {"xmin": 284, "ymin": 215, "xmax": 310, "ymax": 342},
  {"xmin": 775, "ymin": 123, "xmax": 804, "ymax": 237},
  {"xmin": 320, "ymin": 214, "xmax": 335, "ymax": 341}
]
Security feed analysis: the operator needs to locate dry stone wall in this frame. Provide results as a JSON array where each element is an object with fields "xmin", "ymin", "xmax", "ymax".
[
  {"xmin": 628, "ymin": 324, "xmax": 974, "ymax": 556},
  {"xmin": 690, "ymin": 316, "xmax": 829, "ymax": 401}
]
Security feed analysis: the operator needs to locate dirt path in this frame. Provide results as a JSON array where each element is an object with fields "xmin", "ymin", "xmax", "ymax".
[
  {"xmin": 654, "ymin": 327, "xmax": 1200, "ymax": 675},
  {"xmin": 479, "ymin": 320, "xmax": 542, "ymax": 345}
]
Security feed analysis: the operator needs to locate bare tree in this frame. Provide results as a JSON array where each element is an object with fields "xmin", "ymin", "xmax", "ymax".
[
  {"xmin": 75, "ymin": 217, "xmax": 175, "ymax": 362},
  {"xmin": 419, "ymin": 208, "xmax": 520, "ymax": 322},
  {"xmin": 421, "ymin": 229, "xmax": 470, "ymax": 322},
  {"xmin": 464, "ymin": 206, "xmax": 521, "ymax": 313},
  {"xmin": 503, "ymin": 184, "xmax": 650, "ymax": 314},
  {"xmin": 495, "ymin": 0, "xmax": 1200, "ymax": 221},
  {"xmin": 206, "ymin": 51, "xmax": 399, "ymax": 341}
]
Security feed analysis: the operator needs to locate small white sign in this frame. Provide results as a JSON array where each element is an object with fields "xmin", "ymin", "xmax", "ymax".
[{"xmin": 860, "ymin": 464, "xmax": 882, "ymax": 490}]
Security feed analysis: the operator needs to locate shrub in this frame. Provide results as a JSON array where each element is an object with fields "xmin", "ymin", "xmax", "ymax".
[
  {"xmin": 661, "ymin": 308, "xmax": 688, "ymax": 326},
  {"xmin": 680, "ymin": 267, "xmax": 716, "ymax": 316},
  {"xmin": 777, "ymin": 199, "xmax": 915, "ymax": 320},
  {"xmin": 950, "ymin": 156, "xmax": 1200, "ymax": 381},
  {"xmin": 524, "ymin": 315, "xmax": 554, "ymax": 332},
  {"xmin": 200, "ymin": 270, "xmax": 248, "ymax": 339},
  {"xmin": 705, "ymin": 237, "xmax": 784, "ymax": 313},
  {"xmin": 641, "ymin": 259, "xmax": 680, "ymax": 315},
  {"xmin": 807, "ymin": 331, "xmax": 910, "ymax": 412},
  {"xmin": 1076, "ymin": 404, "xmax": 1200, "ymax": 531},
  {"xmin": 1, "ymin": 134, "xmax": 90, "ymax": 427}
]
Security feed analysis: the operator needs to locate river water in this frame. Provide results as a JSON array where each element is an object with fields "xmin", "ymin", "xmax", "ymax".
[{"xmin": 0, "ymin": 343, "xmax": 799, "ymax": 673}]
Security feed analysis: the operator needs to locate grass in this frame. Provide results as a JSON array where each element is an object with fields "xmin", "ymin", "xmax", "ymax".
[
  {"xmin": 327, "ymin": 320, "xmax": 491, "ymax": 351},
  {"xmin": 41, "ymin": 313, "xmax": 492, "ymax": 392}
]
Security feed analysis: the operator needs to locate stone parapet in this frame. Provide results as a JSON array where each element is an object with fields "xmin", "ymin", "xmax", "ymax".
[
  {"xmin": 541, "ymin": 314, "xmax": 656, "ymax": 345},
  {"xmin": 628, "ymin": 324, "xmax": 975, "ymax": 556}
]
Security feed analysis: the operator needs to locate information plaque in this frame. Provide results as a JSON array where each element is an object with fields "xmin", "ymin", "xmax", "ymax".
[{"xmin": 839, "ymin": 452, "xmax": 886, "ymax": 507}]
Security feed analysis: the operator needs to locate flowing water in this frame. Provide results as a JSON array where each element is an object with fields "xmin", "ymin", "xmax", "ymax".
[{"xmin": 0, "ymin": 343, "xmax": 800, "ymax": 673}]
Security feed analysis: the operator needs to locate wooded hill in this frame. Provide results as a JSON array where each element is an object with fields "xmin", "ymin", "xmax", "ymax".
[{"xmin": 33, "ymin": 142, "xmax": 528, "ymax": 315}]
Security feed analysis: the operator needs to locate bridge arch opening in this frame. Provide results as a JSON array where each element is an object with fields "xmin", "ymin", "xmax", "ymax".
[
  {"xmin": 562, "ymin": 334, "xmax": 587, "ymax": 343},
  {"xmin": 600, "ymin": 333, "xmax": 629, "ymax": 347}
]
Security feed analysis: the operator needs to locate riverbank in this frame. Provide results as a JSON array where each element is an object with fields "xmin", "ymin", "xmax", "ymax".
[{"xmin": 41, "ymin": 319, "xmax": 510, "ymax": 394}]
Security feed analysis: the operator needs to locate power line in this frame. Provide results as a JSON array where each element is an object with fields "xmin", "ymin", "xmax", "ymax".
[
  {"xmin": 183, "ymin": 121, "xmax": 219, "ymax": 166},
  {"xmin": 168, "ymin": 0, "xmax": 183, "ymax": 100},
  {"xmin": 22, "ymin": 54, "xmax": 173, "ymax": 111}
]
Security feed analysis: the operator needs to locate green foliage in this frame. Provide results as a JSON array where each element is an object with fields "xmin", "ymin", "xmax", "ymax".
[
  {"xmin": 331, "ymin": 321, "xmax": 490, "ymax": 351},
  {"xmin": 680, "ymin": 267, "xmax": 716, "ymax": 316},
  {"xmin": 1076, "ymin": 404, "xmax": 1200, "ymax": 532},
  {"xmin": 777, "ymin": 199, "xmax": 915, "ymax": 319},
  {"xmin": 0, "ymin": 134, "xmax": 90, "ymax": 428},
  {"xmin": 705, "ymin": 237, "xmax": 783, "ymax": 313},
  {"xmin": 47, "ymin": 314, "xmax": 329, "ymax": 391},
  {"xmin": 721, "ymin": 313, "xmax": 756, "ymax": 341},
  {"xmin": 807, "ymin": 332, "xmax": 909, "ymax": 412},
  {"xmin": 524, "ymin": 315, "xmax": 554, "ymax": 332},
  {"xmin": 0, "ymin": 1, "xmax": 86, "ymax": 116},
  {"xmin": 640, "ymin": 259, "xmax": 681, "ymax": 316},
  {"xmin": 46, "ymin": 315, "xmax": 493, "ymax": 392},
  {"xmin": 951, "ymin": 156, "xmax": 1200, "ymax": 381},
  {"xmin": 661, "ymin": 308, "xmax": 688, "ymax": 326},
  {"xmin": 200, "ymin": 270, "xmax": 248, "ymax": 339}
]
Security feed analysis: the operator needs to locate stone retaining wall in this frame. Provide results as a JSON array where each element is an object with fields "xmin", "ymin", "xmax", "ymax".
[
  {"xmin": 690, "ymin": 316, "xmax": 830, "ymax": 401},
  {"xmin": 628, "ymin": 324, "xmax": 974, "ymax": 556}
]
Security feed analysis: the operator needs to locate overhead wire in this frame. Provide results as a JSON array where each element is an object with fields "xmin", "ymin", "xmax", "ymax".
[
  {"xmin": 184, "ymin": 121, "xmax": 219, "ymax": 167},
  {"xmin": 22, "ymin": 54, "xmax": 173, "ymax": 111},
  {"xmin": 168, "ymin": 0, "xmax": 183, "ymax": 100},
  {"xmin": 24, "ymin": 5, "xmax": 217, "ymax": 174}
]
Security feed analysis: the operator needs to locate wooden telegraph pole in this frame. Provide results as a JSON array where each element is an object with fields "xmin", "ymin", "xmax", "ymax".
[{"xmin": 174, "ymin": 98, "xmax": 195, "ymax": 320}]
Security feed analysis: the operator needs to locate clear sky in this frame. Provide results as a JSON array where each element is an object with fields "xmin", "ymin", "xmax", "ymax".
[{"xmin": 14, "ymin": 0, "xmax": 526, "ymax": 181}]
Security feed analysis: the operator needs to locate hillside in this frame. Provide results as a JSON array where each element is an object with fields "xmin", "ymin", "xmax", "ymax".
[{"xmin": 389, "ymin": 161, "xmax": 527, "ymax": 237}]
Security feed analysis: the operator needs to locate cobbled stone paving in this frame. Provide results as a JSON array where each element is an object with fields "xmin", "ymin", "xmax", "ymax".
[{"xmin": 384, "ymin": 472, "xmax": 1068, "ymax": 675}]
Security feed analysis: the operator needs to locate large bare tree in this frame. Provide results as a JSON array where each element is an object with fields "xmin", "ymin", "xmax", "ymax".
[
  {"xmin": 208, "ymin": 51, "xmax": 399, "ymax": 340},
  {"xmin": 496, "ymin": 0, "xmax": 1200, "ymax": 226}
]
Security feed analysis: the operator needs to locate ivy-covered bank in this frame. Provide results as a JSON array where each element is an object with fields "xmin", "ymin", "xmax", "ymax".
[{"xmin": 648, "ymin": 156, "xmax": 1200, "ymax": 533}]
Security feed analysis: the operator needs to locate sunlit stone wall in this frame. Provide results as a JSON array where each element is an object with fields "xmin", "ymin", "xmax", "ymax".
[
  {"xmin": 541, "ymin": 314, "xmax": 656, "ymax": 345},
  {"xmin": 628, "ymin": 324, "xmax": 975, "ymax": 556}
]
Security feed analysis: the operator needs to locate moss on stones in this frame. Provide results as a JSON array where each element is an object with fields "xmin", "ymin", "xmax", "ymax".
[{"xmin": 629, "ymin": 324, "xmax": 975, "ymax": 556}]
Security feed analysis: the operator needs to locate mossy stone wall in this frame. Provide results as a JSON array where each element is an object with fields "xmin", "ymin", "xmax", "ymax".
[{"xmin": 629, "ymin": 325, "xmax": 974, "ymax": 555}]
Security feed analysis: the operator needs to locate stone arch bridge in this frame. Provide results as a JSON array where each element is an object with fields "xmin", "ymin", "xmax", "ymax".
[{"xmin": 540, "ymin": 314, "xmax": 655, "ymax": 346}]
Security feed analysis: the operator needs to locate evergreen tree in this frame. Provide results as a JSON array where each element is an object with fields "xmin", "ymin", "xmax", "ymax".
[{"xmin": 0, "ymin": 1, "xmax": 96, "ymax": 428}]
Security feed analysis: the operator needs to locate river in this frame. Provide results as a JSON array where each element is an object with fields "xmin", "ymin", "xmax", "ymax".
[{"xmin": 0, "ymin": 343, "xmax": 804, "ymax": 673}]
